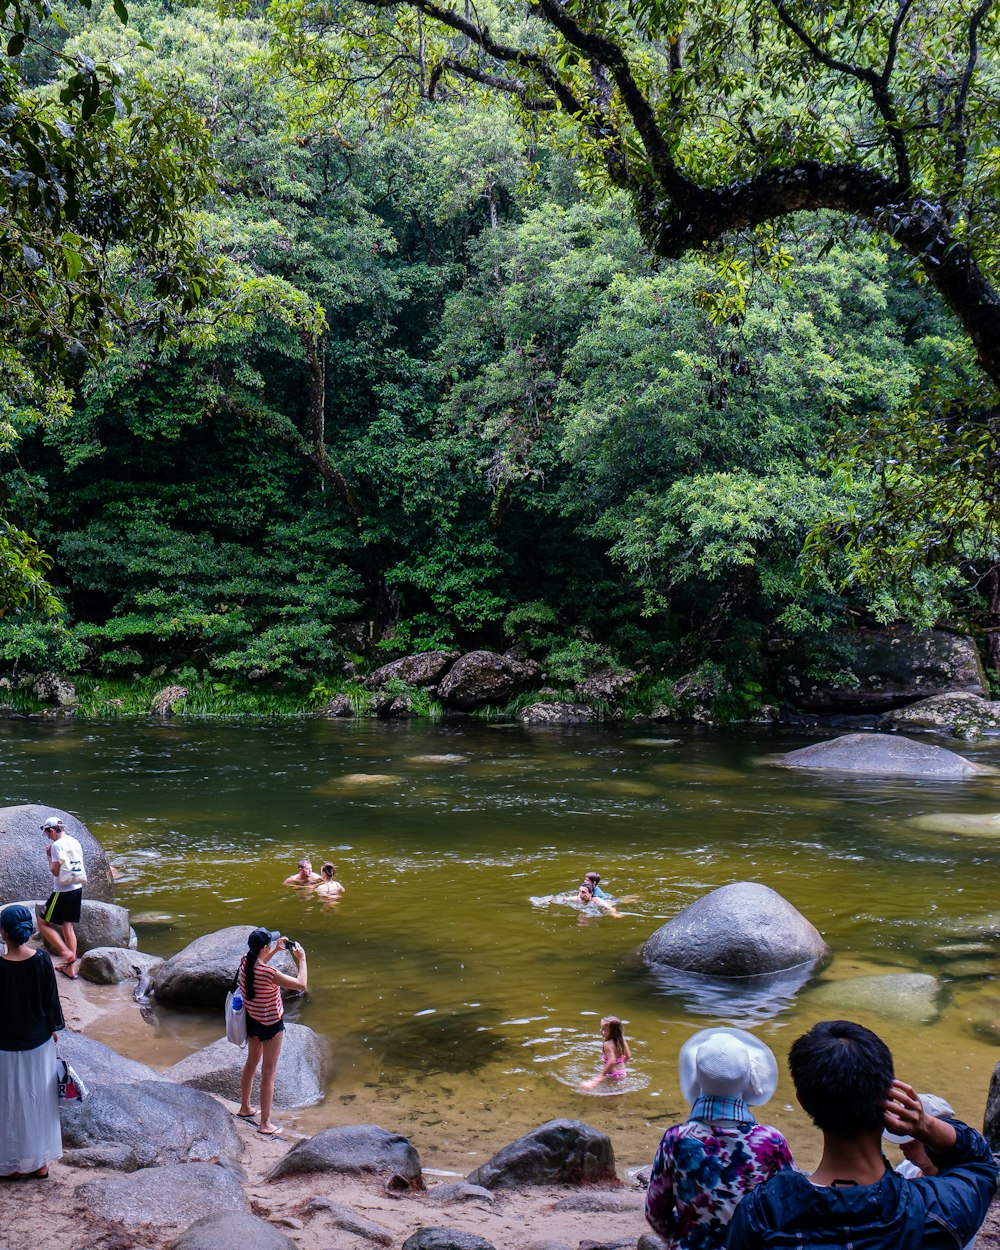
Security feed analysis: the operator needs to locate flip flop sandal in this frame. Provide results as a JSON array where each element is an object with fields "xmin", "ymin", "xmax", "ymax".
[
  {"xmin": 256, "ymin": 1125, "xmax": 285, "ymax": 1137},
  {"xmin": 56, "ymin": 966, "xmax": 79, "ymax": 980}
]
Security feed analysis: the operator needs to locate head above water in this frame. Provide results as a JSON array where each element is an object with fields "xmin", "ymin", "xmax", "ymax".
[
  {"xmin": 584, "ymin": 871, "xmax": 601, "ymax": 889},
  {"xmin": 297, "ymin": 858, "xmax": 312, "ymax": 872},
  {"xmin": 321, "ymin": 862, "xmax": 336, "ymax": 880},
  {"xmin": 601, "ymin": 1016, "xmax": 626, "ymax": 1049},
  {"xmin": 1, "ymin": 903, "xmax": 34, "ymax": 945},
  {"xmin": 578, "ymin": 884, "xmax": 594, "ymax": 903},
  {"xmin": 789, "ymin": 1019, "xmax": 894, "ymax": 1137}
]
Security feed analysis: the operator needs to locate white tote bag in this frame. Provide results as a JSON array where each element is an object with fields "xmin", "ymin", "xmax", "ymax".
[{"xmin": 225, "ymin": 972, "xmax": 247, "ymax": 1047}]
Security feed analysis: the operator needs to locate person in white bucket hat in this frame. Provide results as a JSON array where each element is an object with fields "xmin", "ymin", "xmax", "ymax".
[{"xmin": 645, "ymin": 1027, "xmax": 793, "ymax": 1249}]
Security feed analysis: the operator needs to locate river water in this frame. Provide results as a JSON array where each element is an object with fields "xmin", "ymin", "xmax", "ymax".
[{"xmin": 3, "ymin": 716, "xmax": 1000, "ymax": 1172}]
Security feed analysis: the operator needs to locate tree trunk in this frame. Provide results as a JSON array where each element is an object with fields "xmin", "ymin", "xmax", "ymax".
[{"xmin": 301, "ymin": 330, "xmax": 364, "ymax": 528}]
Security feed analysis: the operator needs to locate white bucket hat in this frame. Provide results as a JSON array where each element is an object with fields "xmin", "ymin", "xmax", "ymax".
[
  {"xmin": 883, "ymin": 1092, "xmax": 956, "ymax": 1145},
  {"xmin": 679, "ymin": 1027, "xmax": 779, "ymax": 1106}
]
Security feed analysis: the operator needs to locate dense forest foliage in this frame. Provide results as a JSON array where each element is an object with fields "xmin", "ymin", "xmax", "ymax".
[{"xmin": 1, "ymin": 0, "xmax": 998, "ymax": 713}]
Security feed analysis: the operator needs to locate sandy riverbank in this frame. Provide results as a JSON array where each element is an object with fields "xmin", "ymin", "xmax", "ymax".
[{"xmin": 4, "ymin": 973, "xmax": 1000, "ymax": 1250}]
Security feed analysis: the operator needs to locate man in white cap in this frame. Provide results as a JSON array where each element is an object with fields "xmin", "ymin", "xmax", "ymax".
[
  {"xmin": 36, "ymin": 815, "xmax": 87, "ymax": 979},
  {"xmin": 645, "ymin": 1026, "xmax": 793, "ymax": 1248},
  {"xmin": 728, "ymin": 1020, "xmax": 996, "ymax": 1249}
]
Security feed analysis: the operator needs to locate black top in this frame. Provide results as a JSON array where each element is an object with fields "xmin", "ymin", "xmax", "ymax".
[{"xmin": 0, "ymin": 950, "xmax": 65, "ymax": 1051}]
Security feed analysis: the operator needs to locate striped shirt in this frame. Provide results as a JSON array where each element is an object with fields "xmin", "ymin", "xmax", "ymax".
[{"xmin": 238, "ymin": 956, "xmax": 283, "ymax": 1025}]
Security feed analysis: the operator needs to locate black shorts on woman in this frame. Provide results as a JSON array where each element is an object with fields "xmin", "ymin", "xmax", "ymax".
[{"xmin": 245, "ymin": 1015, "xmax": 284, "ymax": 1042}]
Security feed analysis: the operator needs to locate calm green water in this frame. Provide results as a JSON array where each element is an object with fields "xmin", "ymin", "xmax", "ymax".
[{"xmin": 3, "ymin": 716, "xmax": 1000, "ymax": 1171}]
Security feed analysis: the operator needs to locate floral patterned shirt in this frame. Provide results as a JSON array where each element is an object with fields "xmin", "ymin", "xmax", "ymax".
[{"xmin": 645, "ymin": 1096, "xmax": 795, "ymax": 1250}]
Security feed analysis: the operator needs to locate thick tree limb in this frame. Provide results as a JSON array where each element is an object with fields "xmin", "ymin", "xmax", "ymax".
[
  {"xmin": 427, "ymin": 57, "xmax": 556, "ymax": 109},
  {"xmin": 954, "ymin": 0, "xmax": 995, "ymax": 179}
]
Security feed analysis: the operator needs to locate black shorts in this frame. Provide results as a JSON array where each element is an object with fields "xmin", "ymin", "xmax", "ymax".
[
  {"xmin": 41, "ymin": 889, "xmax": 82, "ymax": 925},
  {"xmin": 246, "ymin": 1015, "xmax": 284, "ymax": 1042}
]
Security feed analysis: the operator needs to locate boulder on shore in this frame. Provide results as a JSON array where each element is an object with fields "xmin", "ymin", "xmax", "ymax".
[
  {"xmin": 791, "ymin": 627, "xmax": 987, "ymax": 711},
  {"xmin": 314, "ymin": 693, "xmax": 354, "ymax": 718},
  {"xmin": 437, "ymin": 651, "xmax": 540, "ymax": 712},
  {"xmin": 266, "ymin": 1124, "xmax": 422, "ymax": 1186},
  {"xmin": 984, "ymin": 1062, "xmax": 1000, "ymax": 1150},
  {"xmin": 170, "ymin": 1212, "xmax": 298, "ymax": 1250},
  {"xmin": 641, "ymin": 882, "xmax": 830, "ymax": 977},
  {"xmin": 517, "ymin": 702, "xmax": 591, "ymax": 726},
  {"xmin": 8, "ymin": 897, "xmax": 133, "ymax": 954},
  {"xmin": 164, "ymin": 1022, "xmax": 324, "ymax": 1108},
  {"xmin": 403, "ymin": 1232, "xmax": 497, "ymax": 1250},
  {"xmin": 61, "ymin": 1079, "xmax": 242, "ymax": 1167},
  {"xmin": 78, "ymin": 946, "xmax": 162, "ymax": 985},
  {"xmin": 574, "ymin": 669, "xmax": 637, "ymax": 703},
  {"xmin": 79, "ymin": 1162, "xmax": 249, "ymax": 1230},
  {"xmin": 466, "ymin": 1119, "xmax": 616, "ymax": 1190},
  {"xmin": 152, "ymin": 925, "xmax": 294, "ymax": 1009},
  {"xmin": 0, "ymin": 803, "xmax": 115, "ymax": 904},
  {"xmin": 152, "ymin": 685, "xmax": 188, "ymax": 717},
  {"xmin": 774, "ymin": 733, "xmax": 990, "ymax": 778},
  {"xmin": 882, "ymin": 692, "xmax": 1000, "ymax": 736},
  {"xmin": 364, "ymin": 651, "xmax": 459, "ymax": 690}
]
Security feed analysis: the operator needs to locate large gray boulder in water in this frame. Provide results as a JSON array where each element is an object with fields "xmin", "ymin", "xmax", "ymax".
[
  {"xmin": 164, "ymin": 1022, "xmax": 325, "ymax": 1108},
  {"xmin": 0, "ymin": 803, "xmax": 115, "ymax": 904},
  {"xmin": 466, "ymin": 1119, "xmax": 616, "ymax": 1190},
  {"xmin": 152, "ymin": 925, "xmax": 294, "ymax": 1009},
  {"xmin": 437, "ymin": 651, "xmax": 540, "ymax": 711},
  {"xmin": 642, "ymin": 882, "xmax": 830, "ymax": 977},
  {"xmin": 774, "ymin": 733, "xmax": 990, "ymax": 778}
]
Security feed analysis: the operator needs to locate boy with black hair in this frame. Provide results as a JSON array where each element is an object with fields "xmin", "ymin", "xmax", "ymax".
[{"xmin": 728, "ymin": 1020, "xmax": 997, "ymax": 1249}]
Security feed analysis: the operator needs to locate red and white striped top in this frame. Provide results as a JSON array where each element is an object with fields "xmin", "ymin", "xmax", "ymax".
[{"xmin": 238, "ymin": 955, "xmax": 283, "ymax": 1025}]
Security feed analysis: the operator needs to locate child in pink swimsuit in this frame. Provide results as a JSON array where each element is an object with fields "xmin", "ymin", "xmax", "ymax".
[{"xmin": 579, "ymin": 1016, "xmax": 631, "ymax": 1090}]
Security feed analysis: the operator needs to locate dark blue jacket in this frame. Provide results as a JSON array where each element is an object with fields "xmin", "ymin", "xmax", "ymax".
[{"xmin": 727, "ymin": 1120, "xmax": 997, "ymax": 1249}]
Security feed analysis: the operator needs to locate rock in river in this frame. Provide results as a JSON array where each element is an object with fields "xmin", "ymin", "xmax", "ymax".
[
  {"xmin": 0, "ymin": 803, "xmax": 115, "ymax": 904},
  {"xmin": 518, "ymin": 702, "xmax": 591, "ymax": 726},
  {"xmin": 641, "ymin": 882, "xmax": 830, "ymax": 977},
  {"xmin": 152, "ymin": 924, "xmax": 294, "ymax": 1009},
  {"xmin": 466, "ymin": 1119, "xmax": 616, "ymax": 1190},
  {"xmin": 164, "ymin": 1022, "xmax": 324, "ymax": 1108},
  {"xmin": 883, "ymin": 692, "xmax": 1000, "ymax": 735},
  {"xmin": 774, "ymin": 733, "xmax": 990, "ymax": 778},
  {"xmin": 364, "ymin": 650, "xmax": 459, "ymax": 690},
  {"xmin": 807, "ymin": 973, "xmax": 941, "ymax": 1025}
]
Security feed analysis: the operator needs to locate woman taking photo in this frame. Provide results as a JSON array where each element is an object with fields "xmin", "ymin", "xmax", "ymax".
[
  {"xmin": 0, "ymin": 903, "xmax": 65, "ymax": 1180},
  {"xmin": 235, "ymin": 927, "xmax": 307, "ymax": 1136}
]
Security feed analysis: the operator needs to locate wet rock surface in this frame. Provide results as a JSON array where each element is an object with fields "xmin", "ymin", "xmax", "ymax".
[
  {"xmin": 267, "ymin": 1124, "xmax": 423, "ymax": 1185},
  {"xmin": 641, "ymin": 881, "xmax": 829, "ymax": 977},
  {"xmin": 883, "ymin": 692, "xmax": 1000, "ymax": 735},
  {"xmin": 164, "ymin": 1021, "xmax": 324, "ymax": 1108},
  {"xmin": 61, "ymin": 1079, "xmax": 242, "ymax": 1166},
  {"xmin": 0, "ymin": 803, "xmax": 115, "ymax": 904},
  {"xmin": 775, "ymin": 732, "xmax": 988, "ymax": 777},
  {"xmin": 466, "ymin": 1119, "xmax": 616, "ymax": 1190},
  {"xmin": 80, "ymin": 1162, "xmax": 249, "ymax": 1229},
  {"xmin": 78, "ymin": 946, "xmax": 162, "ymax": 985}
]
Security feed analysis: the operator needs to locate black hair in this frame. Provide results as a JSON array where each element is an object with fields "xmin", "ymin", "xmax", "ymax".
[
  {"xmin": 321, "ymin": 862, "xmax": 336, "ymax": 879},
  {"xmin": 789, "ymin": 1020, "xmax": 894, "ymax": 1136},
  {"xmin": 245, "ymin": 928, "xmax": 271, "ymax": 1000}
]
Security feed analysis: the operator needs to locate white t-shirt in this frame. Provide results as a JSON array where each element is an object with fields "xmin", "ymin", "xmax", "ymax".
[{"xmin": 49, "ymin": 833, "xmax": 86, "ymax": 891}]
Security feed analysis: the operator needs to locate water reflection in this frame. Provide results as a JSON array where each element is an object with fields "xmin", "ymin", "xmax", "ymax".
[{"xmin": 643, "ymin": 961, "xmax": 822, "ymax": 1025}]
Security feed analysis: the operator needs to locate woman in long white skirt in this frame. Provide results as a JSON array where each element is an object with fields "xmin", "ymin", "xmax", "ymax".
[{"xmin": 0, "ymin": 904, "xmax": 65, "ymax": 1179}]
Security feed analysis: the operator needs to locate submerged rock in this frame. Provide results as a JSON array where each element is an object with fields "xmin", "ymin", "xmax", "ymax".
[
  {"xmin": 267, "ymin": 1124, "xmax": 422, "ymax": 1186},
  {"xmin": 774, "ymin": 733, "xmax": 989, "ymax": 778},
  {"xmin": 164, "ymin": 1022, "xmax": 324, "ymax": 1108},
  {"xmin": 807, "ymin": 973, "xmax": 941, "ymax": 1025},
  {"xmin": 0, "ymin": 803, "xmax": 115, "ymax": 904},
  {"xmin": 641, "ymin": 882, "xmax": 830, "ymax": 977},
  {"xmin": 909, "ymin": 812, "xmax": 1000, "ymax": 837},
  {"xmin": 466, "ymin": 1119, "xmax": 616, "ymax": 1190}
]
